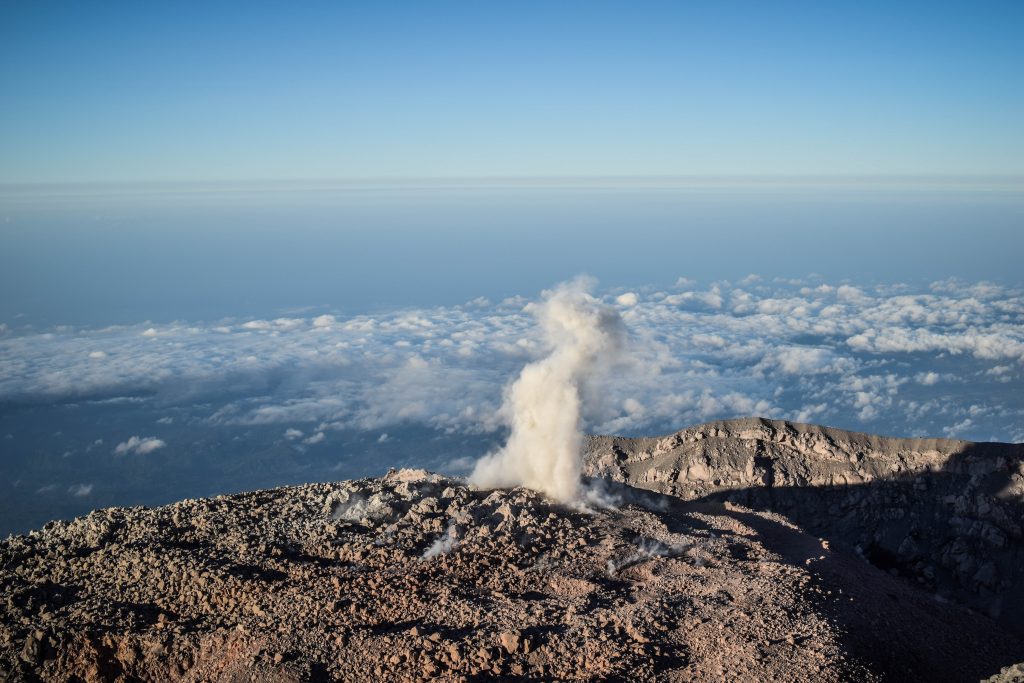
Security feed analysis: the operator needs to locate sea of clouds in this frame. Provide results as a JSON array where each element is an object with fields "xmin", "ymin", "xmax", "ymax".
[{"xmin": 1, "ymin": 275, "xmax": 1022, "ymax": 449}]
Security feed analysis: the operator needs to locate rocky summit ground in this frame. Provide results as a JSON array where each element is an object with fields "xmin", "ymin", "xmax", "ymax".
[{"xmin": 1, "ymin": 419, "xmax": 1023, "ymax": 682}]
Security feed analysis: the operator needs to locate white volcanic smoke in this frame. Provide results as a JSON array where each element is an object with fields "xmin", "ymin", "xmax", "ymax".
[{"xmin": 470, "ymin": 278, "xmax": 625, "ymax": 502}]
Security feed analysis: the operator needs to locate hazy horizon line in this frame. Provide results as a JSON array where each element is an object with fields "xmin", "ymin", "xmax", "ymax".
[{"xmin": 3, "ymin": 173, "xmax": 1024, "ymax": 198}]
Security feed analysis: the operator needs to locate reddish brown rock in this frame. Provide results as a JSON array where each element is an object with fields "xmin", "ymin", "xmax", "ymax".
[{"xmin": 0, "ymin": 423, "xmax": 1020, "ymax": 681}]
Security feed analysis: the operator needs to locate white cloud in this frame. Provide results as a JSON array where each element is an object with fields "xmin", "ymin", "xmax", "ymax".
[
  {"xmin": 68, "ymin": 483, "xmax": 94, "ymax": 497},
  {"xmin": 622, "ymin": 398, "xmax": 645, "ymax": 416},
  {"xmin": 0, "ymin": 278, "xmax": 1020, "ymax": 442},
  {"xmin": 836, "ymin": 285, "xmax": 870, "ymax": 304},
  {"xmin": 943, "ymin": 418, "xmax": 974, "ymax": 438},
  {"xmin": 114, "ymin": 436, "xmax": 166, "ymax": 455},
  {"xmin": 441, "ymin": 455, "xmax": 475, "ymax": 472},
  {"xmin": 761, "ymin": 346, "xmax": 842, "ymax": 375},
  {"xmin": 615, "ymin": 292, "xmax": 639, "ymax": 307},
  {"xmin": 793, "ymin": 403, "xmax": 828, "ymax": 423},
  {"xmin": 700, "ymin": 390, "xmax": 775, "ymax": 419},
  {"xmin": 664, "ymin": 286, "xmax": 723, "ymax": 309},
  {"xmin": 854, "ymin": 393, "xmax": 880, "ymax": 421},
  {"xmin": 283, "ymin": 428, "xmax": 304, "ymax": 440},
  {"xmin": 303, "ymin": 431, "xmax": 326, "ymax": 445}
]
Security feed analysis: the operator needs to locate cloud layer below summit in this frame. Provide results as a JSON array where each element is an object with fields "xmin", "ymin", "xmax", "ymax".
[{"xmin": 1, "ymin": 276, "xmax": 1022, "ymax": 444}]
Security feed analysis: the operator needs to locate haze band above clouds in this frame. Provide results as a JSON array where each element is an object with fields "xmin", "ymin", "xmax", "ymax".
[{"xmin": 1, "ymin": 276, "xmax": 1021, "ymax": 444}]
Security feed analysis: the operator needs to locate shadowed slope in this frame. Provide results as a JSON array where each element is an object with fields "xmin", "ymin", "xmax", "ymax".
[{"xmin": 585, "ymin": 417, "xmax": 1024, "ymax": 638}]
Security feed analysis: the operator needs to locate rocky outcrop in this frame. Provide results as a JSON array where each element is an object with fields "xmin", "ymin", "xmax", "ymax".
[
  {"xmin": 585, "ymin": 417, "xmax": 1024, "ymax": 636},
  {"xmin": 1, "ymin": 421, "xmax": 1022, "ymax": 681}
]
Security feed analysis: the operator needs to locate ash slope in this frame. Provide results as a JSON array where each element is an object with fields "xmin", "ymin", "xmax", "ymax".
[{"xmin": 0, "ymin": 422, "xmax": 1018, "ymax": 682}]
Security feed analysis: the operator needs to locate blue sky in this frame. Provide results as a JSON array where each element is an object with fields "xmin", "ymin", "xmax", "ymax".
[
  {"xmin": 2, "ymin": 2, "xmax": 1023, "ymax": 537},
  {"xmin": 2, "ymin": 1, "xmax": 1023, "ymax": 182}
]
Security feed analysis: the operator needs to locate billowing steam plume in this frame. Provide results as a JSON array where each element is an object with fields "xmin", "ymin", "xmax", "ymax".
[{"xmin": 470, "ymin": 278, "xmax": 625, "ymax": 502}]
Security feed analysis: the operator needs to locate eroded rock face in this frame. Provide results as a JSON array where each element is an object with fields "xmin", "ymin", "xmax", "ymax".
[
  {"xmin": 0, "ymin": 424, "xmax": 1021, "ymax": 682},
  {"xmin": 584, "ymin": 417, "xmax": 1024, "ymax": 636}
]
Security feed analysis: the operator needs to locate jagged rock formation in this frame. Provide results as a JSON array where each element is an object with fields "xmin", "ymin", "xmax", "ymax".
[
  {"xmin": 984, "ymin": 662, "xmax": 1024, "ymax": 683},
  {"xmin": 584, "ymin": 417, "xmax": 1024, "ymax": 637},
  {"xmin": 0, "ymin": 421, "xmax": 1022, "ymax": 682}
]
